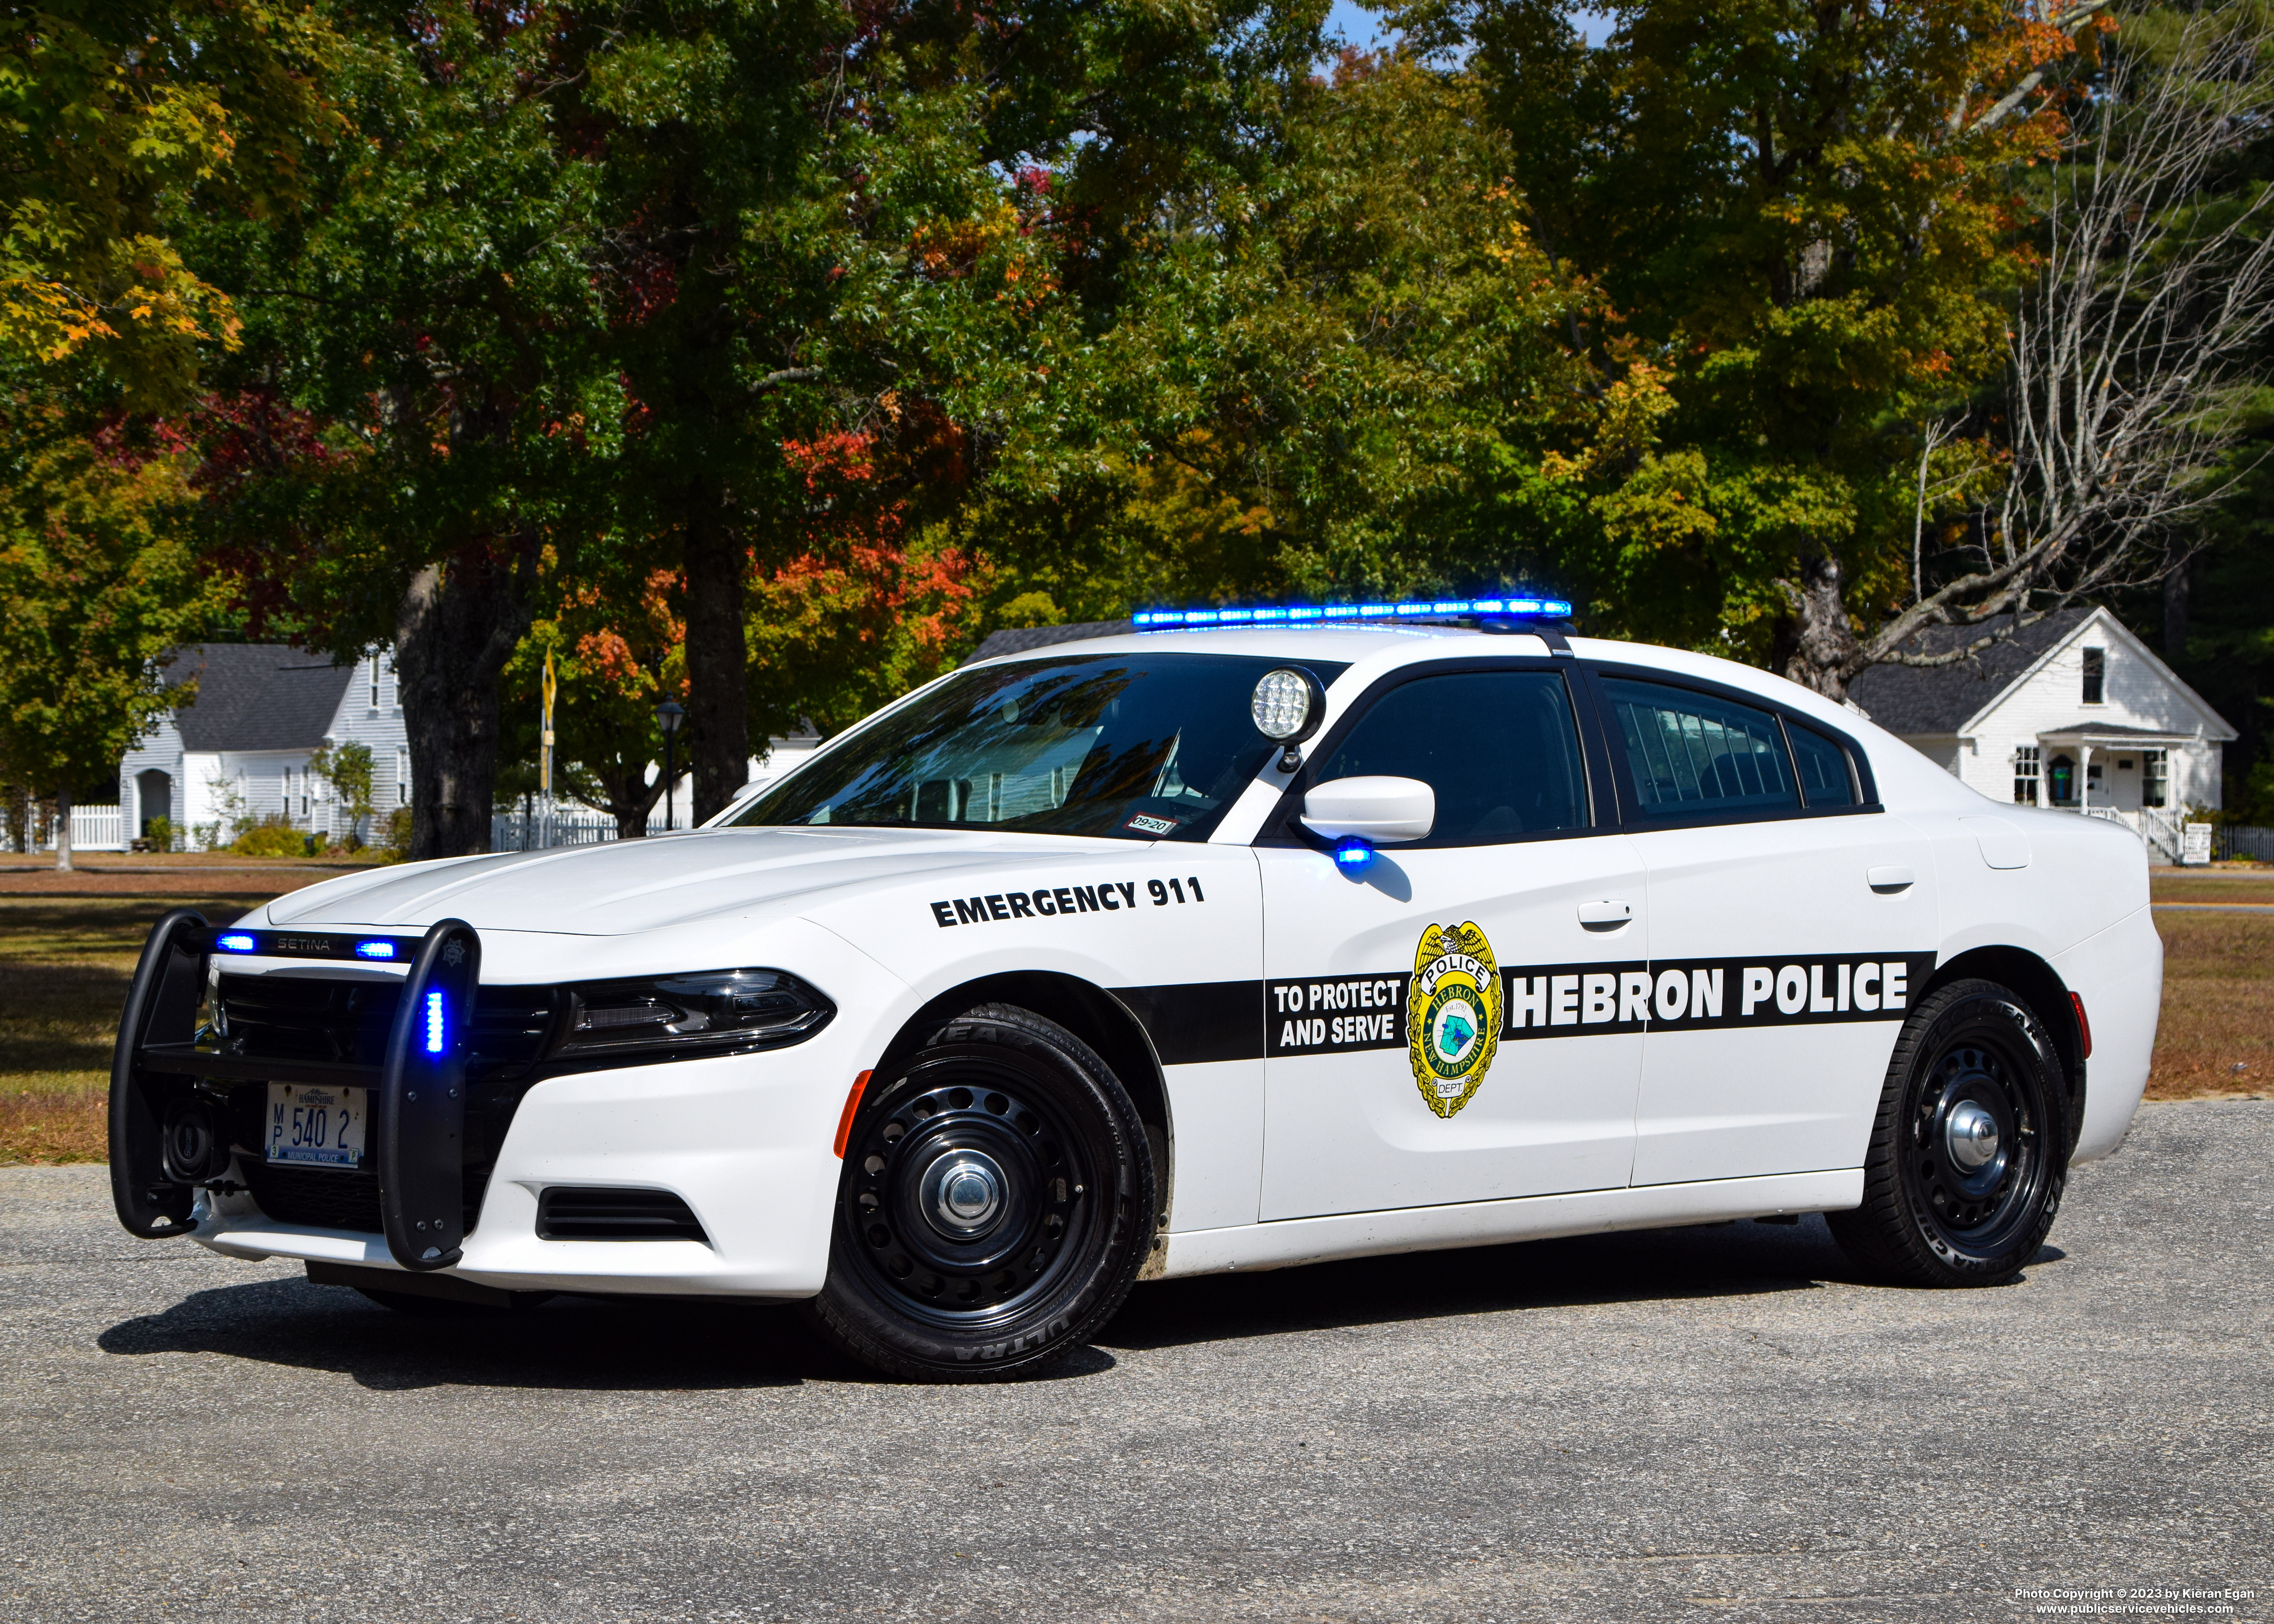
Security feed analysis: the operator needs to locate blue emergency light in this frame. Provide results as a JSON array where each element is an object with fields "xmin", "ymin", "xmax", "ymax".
[
  {"xmin": 355, "ymin": 940, "xmax": 397, "ymax": 960},
  {"xmin": 1132, "ymin": 596, "xmax": 1572, "ymax": 628},
  {"xmin": 1333, "ymin": 837, "xmax": 1375, "ymax": 872},
  {"xmin": 215, "ymin": 933, "xmax": 257, "ymax": 952},
  {"xmin": 425, "ymin": 989, "xmax": 447, "ymax": 1055}
]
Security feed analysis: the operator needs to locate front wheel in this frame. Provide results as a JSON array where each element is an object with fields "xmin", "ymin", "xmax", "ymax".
[
  {"xmin": 1829, "ymin": 978, "xmax": 2070, "ymax": 1287},
  {"xmin": 802, "ymin": 1003, "xmax": 1156, "ymax": 1382}
]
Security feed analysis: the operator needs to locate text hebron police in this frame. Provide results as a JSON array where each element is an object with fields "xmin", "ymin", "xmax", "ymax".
[{"xmin": 1267, "ymin": 953, "xmax": 1938, "ymax": 1057}]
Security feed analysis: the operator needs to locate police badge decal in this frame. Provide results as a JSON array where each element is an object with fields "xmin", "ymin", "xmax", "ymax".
[{"xmin": 1407, "ymin": 921, "xmax": 1502, "ymax": 1119}]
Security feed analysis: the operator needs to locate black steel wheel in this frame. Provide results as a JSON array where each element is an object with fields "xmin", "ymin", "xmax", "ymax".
[
  {"xmin": 803, "ymin": 1003, "xmax": 1154, "ymax": 1381},
  {"xmin": 1829, "ymin": 977, "xmax": 2069, "ymax": 1287}
]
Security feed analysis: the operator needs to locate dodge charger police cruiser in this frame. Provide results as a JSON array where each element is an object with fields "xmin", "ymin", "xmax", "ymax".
[{"xmin": 109, "ymin": 601, "xmax": 2161, "ymax": 1381}]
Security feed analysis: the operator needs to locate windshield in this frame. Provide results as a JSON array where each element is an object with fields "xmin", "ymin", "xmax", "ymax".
[{"xmin": 729, "ymin": 652, "xmax": 1346, "ymax": 842}]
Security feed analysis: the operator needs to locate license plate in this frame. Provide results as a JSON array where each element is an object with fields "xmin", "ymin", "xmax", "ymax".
[{"xmin": 266, "ymin": 1083, "xmax": 367, "ymax": 1169}]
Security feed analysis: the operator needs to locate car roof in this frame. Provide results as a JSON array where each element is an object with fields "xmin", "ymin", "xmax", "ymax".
[{"xmin": 964, "ymin": 622, "xmax": 1874, "ymax": 738}]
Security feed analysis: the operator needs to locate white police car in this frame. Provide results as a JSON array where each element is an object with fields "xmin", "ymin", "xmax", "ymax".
[{"xmin": 109, "ymin": 603, "xmax": 2160, "ymax": 1381}]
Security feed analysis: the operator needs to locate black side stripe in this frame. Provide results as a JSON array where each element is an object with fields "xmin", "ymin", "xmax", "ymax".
[
  {"xmin": 1115, "ymin": 952, "xmax": 1938, "ymax": 1067},
  {"xmin": 1110, "ymin": 982, "xmax": 1267, "ymax": 1065}
]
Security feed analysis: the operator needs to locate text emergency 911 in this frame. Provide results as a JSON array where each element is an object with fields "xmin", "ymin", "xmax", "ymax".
[
  {"xmin": 1266, "ymin": 952, "xmax": 1939, "ymax": 1057},
  {"xmin": 928, "ymin": 878, "xmax": 1208, "ymax": 927}
]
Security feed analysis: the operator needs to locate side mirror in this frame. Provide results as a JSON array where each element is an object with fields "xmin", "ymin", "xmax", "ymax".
[{"xmin": 1300, "ymin": 776, "xmax": 1435, "ymax": 844}]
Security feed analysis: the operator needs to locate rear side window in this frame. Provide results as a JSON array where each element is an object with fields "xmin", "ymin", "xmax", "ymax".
[
  {"xmin": 1603, "ymin": 678, "xmax": 1798, "ymax": 818},
  {"xmin": 1312, "ymin": 669, "xmax": 1590, "ymax": 846},
  {"xmin": 1788, "ymin": 723, "xmax": 1858, "ymax": 807}
]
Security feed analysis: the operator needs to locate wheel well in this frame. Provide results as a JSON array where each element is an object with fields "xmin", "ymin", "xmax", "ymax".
[
  {"xmin": 1922, "ymin": 945, "xmax": 2086, "ymax": 1147},
  {"xmin": 874, "ymin": 972, "xmax": 1172, "ymax": 1224}
]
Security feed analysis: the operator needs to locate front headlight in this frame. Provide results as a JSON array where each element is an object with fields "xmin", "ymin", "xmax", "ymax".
[{"xmin": 556, "ymin": 968, "xmax": 834, "ymax": 1059}]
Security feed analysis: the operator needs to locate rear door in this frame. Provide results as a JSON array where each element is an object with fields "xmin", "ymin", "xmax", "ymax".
[
  {"xmin": 1256, "ymin": 659, "xmax": 1648, "ymax": 1220},
  {"xmin": 1588, "ymin": 669, "xmax": 1938, "ymax": 1185}
]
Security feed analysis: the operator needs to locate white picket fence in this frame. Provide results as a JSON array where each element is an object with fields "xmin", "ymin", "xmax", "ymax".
[
  {"xmin": 2, "ymin": 804, "xmax": 128, "ymax": 854},
  {"xmin": 491, "ymin": 801, "xmax": 695, "ymax": 851}
]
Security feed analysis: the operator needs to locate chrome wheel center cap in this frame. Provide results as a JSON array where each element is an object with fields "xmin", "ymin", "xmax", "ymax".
[
  {"xmin": 922, "ymin": 1151, "xmax": 1007, "ymax": 1238},
  {"xmin": 1945, "ymin": 1101, "xmax": 2001, "ymax": 1172}
]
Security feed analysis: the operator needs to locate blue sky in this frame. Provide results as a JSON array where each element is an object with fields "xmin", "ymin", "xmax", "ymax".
[{"xmin": 1321, "ymin": 3, "xmax": 1613, "ymax": 54}]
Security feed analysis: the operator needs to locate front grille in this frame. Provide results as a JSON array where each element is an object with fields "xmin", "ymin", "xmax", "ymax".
[
  {"xmin": 215, "ymin": 974, "xmax": 559, "ymax": 1077},
  {"xmin": 220, "ymin": 974, "xmax": 562, "ymax": 1236},
  {"xmin": 537, "ymin": 1187, "xmax": 708, "ymax": 1243}
]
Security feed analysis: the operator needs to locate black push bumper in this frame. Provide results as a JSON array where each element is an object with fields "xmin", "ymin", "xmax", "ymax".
[{"xmin": 109, "ymin": 913, "xmax": 484, "ymax": 1271}]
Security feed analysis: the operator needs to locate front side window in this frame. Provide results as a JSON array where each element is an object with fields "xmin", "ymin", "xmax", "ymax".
[
  {"xmin": 2013, "ymin": 745, "xmax": 2041, "ymax": 806},
  {"xmin": 1309, "ymin": 669, "xmax": 1591, "ymax": 846},
  {"xmin": 730, "ymin": 653, "xmax": 1344, "ymax": 842},
  {"xmin": 1604, "ymin": 678, "xmax": 1799, "ymax": 819}
]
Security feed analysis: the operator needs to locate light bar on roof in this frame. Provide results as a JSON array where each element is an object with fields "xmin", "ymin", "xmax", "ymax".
[{"xmin": 1132, "ymin": 596, "xmax": 1571, "ymax": 627}]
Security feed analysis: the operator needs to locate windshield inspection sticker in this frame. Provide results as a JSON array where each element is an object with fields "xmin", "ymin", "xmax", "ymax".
[
  {"xmin": 1268, "ymin": 950, "xmax": 1938, "ymax": 1057},
  {"xmin": 1123, "ymin": 813, "xmax": 1181, "ymax": 836},
  {"xmin": 929, "ymin": 876, "xmax": 1209, "ymax": 927}
]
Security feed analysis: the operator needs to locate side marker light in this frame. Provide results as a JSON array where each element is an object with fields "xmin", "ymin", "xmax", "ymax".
[
  {"xmin": 2069, "ymin": 991, "xmax": 2092, "ymax": 1059},
  {"xmin": 834, "ymin": 1070, "xmax": 874, "ymax": 1159},
  {"xmin": 425, "ymin": 989, "xmax": 446, "ymax": 1055},
  {"xmin": 1333, "ymin": 837, "xmax": 1375, "ymax": 872}
]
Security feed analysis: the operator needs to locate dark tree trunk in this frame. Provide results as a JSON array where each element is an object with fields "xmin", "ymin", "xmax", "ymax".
[
  {"xmin": 683, "ymin": 514, "xmax": 750, "ymax": 823},
  {"xmin": 592, "ymin": 764, "xmax": 663, "ymax": 841},
  {"xmin": 1783, "ymin": 552, "xmax": 1865, "ymax": 701},
  {"xmin": 395, "ymin": 547, "xmax": 532, "ymax": 860},
  {"xmin": 2163, "ymin": 553, "xmax": 2192, "ymax": 663}
]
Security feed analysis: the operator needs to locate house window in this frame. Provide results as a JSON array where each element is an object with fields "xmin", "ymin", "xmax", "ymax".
[
  {"xmin": 2144, "ymin": 749, "xmax": 2169, "ymax": 808},
  {"xmin": 2082, "ymin": 647, "xmax": 2105, "ymax": 705},
  {"xmin": 369, "ymin": 654, "xmax": 384, "ymax": 710},
  {"xmin": 2013, "ymin": 746, "xmax": 2041, "ymax": 806},
  {"xmin": 2048, "ymin": 753, "xmax": 2077, "ymax": 805},
  {"xmin": 396, "ymin": 747, "xmax": 410, "ymax": 805}
]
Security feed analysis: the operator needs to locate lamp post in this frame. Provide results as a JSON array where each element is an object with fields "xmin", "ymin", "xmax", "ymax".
[{"xmin": 654, "ymin": 700, "xmax": 686, "ymax": 834}]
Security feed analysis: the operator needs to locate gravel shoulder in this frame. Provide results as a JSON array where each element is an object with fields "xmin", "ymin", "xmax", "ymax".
[{"xmin": 2, "ymin": 1100, "xmax": 2269, "ymax": 1622}]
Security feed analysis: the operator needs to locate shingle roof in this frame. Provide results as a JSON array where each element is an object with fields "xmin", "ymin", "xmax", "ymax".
[
  {"xmin": 969, "ymin": 619, "xmax": 1137, "ymax": 662},
  {"xmin": 1847, "ymin": 609, "xmax": 2093, "ymax": 735},
  {"xmin": 160, "ymin": 645, "xmax": 355, "ymax": 752}
]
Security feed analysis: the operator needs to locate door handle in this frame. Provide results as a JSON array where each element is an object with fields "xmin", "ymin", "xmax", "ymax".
[
  {"xmin": 1578, "ymin": 899, "xmax": 1633, "ymax": 930},
  {"xmin": 1867, "ymin": 865, "xmax": 1915, "ymax": 893}
]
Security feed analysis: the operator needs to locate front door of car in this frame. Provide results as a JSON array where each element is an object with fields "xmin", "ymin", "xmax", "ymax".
[
  {"xmin": 1588, "ymin": 671, "xmax": 1940, "ymax": 1186},
  {"xmin": 1256, "ymin": 661, "xmax": 1647, "ymax": 1221}
]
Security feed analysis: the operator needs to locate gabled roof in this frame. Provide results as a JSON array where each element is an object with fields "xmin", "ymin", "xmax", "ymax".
[
  {"xmin": 159, "ymin": 645, "xmax": 355, "ymax": 752},
  {"xmin": 1849, "ymin": 606, "xmax": 2237, "ymax": 741},
  {"xmin": 1847, "ymin": 609, "xmax": 2091, "ymax": 735}
]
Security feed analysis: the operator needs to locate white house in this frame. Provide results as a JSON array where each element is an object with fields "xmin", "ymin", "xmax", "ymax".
[
  {"xmin": 119, "ymin": 646, "xmax": 410, "ymax": 846},
  {"xmin": 1849, "ymin": 606, "xmax": 2236, "ymax": 861}
]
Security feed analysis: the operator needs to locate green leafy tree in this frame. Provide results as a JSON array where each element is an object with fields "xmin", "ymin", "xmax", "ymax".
[
  {"xmin": 0, "ymin": 412, "xmax": 214, "ymax": 867},
  {"xmin": 308, "ymin": 737, "xmax": 374, "ymax": 845},
  {"xmin": 1388, "ymin": 0, "xmax": 2113, "ymax": 696}
]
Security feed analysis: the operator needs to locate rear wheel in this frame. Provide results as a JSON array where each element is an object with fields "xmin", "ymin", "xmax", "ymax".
[
  {"xmin": 803, "ymin": 1003, "xmax": 1155, "ymax": 1382},
  {"xmin": 1828, "ymin": 978, "xmax": 2069, "ymax": 1287}
]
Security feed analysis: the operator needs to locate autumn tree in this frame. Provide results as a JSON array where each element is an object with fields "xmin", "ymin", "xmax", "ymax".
[{"xmin": 1394, "ymin": 0, "xmax": 2114, "ymax": 697}]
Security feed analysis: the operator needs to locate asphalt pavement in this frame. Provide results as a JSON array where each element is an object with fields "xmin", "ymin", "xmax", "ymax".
[{"xmin": 3, "ymin": 1100, "xmax": 2269, "ymax": 1623}]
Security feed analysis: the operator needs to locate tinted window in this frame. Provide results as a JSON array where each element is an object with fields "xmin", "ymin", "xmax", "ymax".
[
  {"xmin": 731, "ymin": 654, "xmax": 1346, "ymax": 843},
  {"xmin": 1789, "ymin": 724, "xmax": 1858, "ymax": 807},
  {"xmin": 1311, "ymin": 670, "xmax": 1589, "ymax": 846},
  {"xmin": 1604, "ymin": 678, "xmax": 1798, "ymax": 818}
]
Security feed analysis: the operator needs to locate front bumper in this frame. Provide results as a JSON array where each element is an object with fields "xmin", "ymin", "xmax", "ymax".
[{"xmin": 196, "ymin": 1043, "xmax": 856, "ymax": 1298}]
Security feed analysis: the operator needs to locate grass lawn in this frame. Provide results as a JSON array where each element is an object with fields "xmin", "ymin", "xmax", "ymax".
[
  {"xmin": 1, "ymin": 861, "xmax": 2265, "ymax": 1165},
  {"xmin": 0, "ymin": 861, "xmax": 351, "ymax": 1165}
]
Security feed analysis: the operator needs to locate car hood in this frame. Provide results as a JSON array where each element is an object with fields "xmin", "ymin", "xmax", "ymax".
[{"xmin": 264, "ymin": 826, "xmax": 1129, "ymax": 937}]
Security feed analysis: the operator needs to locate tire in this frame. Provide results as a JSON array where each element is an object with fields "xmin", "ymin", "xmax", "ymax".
[
  {"xmin": 802, "ymin": 1003, "xmax": 1156, "ymax": 1382},
  {"xmin": 1828, "ymin": 977, "xmax": 2071, "ymax": 1288}
]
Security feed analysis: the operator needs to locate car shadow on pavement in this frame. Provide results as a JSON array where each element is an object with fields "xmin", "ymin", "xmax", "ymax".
[
  {"xmin": 1100, "ymin": 1216, "xmax": 2049, "ymax": 1353},
  {"xmin": 97, "ymin": 1273, "xmax": 829, "ymax": 1391}
]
